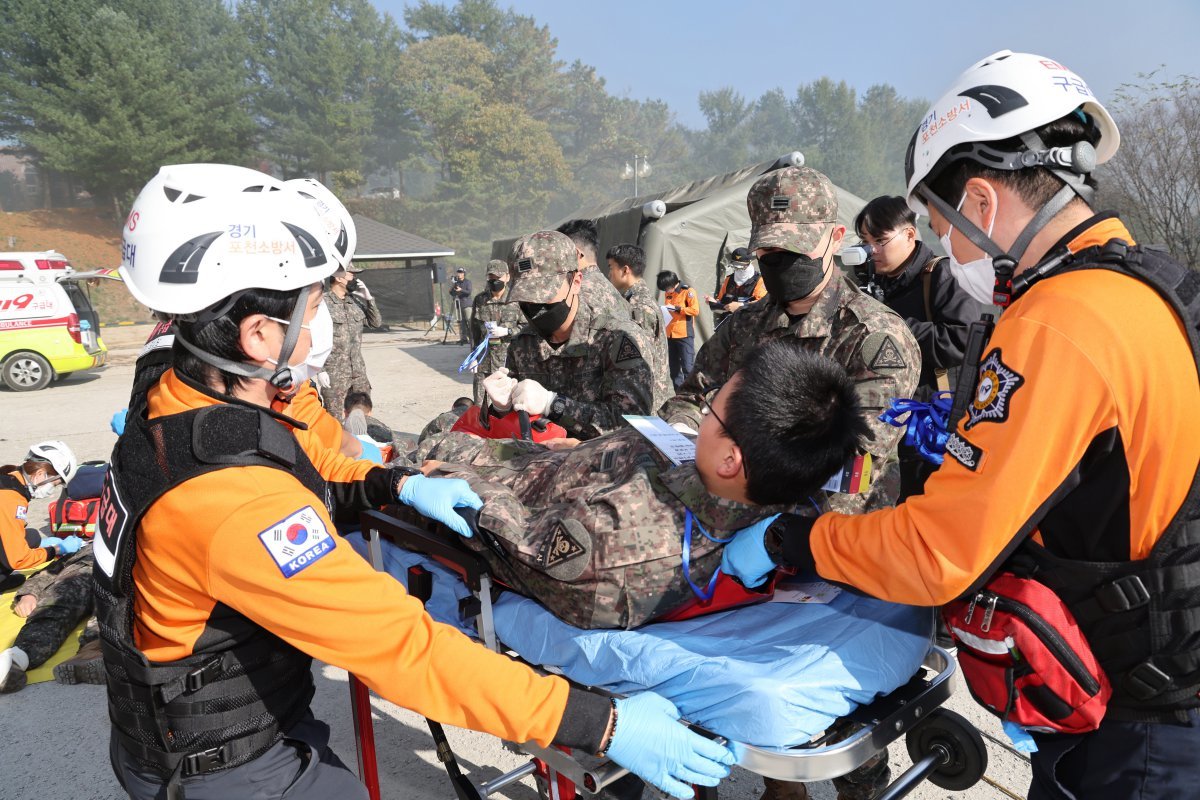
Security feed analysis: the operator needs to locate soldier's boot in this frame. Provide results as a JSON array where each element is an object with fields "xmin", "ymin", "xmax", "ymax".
[
  {"xmin": 0, "ymin": 646, "xmax": 30, "ymax": 694},
  {"xmin": 53, "ymin": 639, "xmax": 105, "ymax": 685},
  {"xmin": 759, "ymin": 777, "xmax": 810, "ymax": 800}
]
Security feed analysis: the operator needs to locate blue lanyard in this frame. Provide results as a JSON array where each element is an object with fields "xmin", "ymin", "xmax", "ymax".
[
  {"xmin": 878, "ymin": 391, "xmax": 954, "ymax": 465},
  {"xmin": 682, "ymin": 510, "xmax": 733, "ymax": 603},
  {"xmin": 458, "ymin": 337, "xmax": 489, "ymax": 373}
]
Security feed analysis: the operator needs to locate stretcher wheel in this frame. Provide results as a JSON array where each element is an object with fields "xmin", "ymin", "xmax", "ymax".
[{"xmin": 904, "ymin": 708, "xmax": 987, "ymax": 791}]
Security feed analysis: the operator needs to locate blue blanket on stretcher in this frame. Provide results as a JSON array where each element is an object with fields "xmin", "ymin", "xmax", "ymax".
[{"xmin": 345, "ymin": 534, "xmax": 933, "ymax": 748}]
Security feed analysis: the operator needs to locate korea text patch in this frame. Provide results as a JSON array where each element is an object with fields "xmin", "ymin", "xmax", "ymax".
[
  {"xmin": 258, "ymin": 505, "xmax": 334, "ymax": 578},
  {"xmin": 15, "ymin": 505, "xmax": 27, "ymax": 521}
]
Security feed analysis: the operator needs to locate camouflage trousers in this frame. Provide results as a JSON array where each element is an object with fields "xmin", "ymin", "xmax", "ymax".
[
  {"xmin": 319, "ymin": 372, "xmax": 372, "ymax": 418},
  {"xmin": 14, "ymin": 560, "xmax": 96, "ymax": 669}
]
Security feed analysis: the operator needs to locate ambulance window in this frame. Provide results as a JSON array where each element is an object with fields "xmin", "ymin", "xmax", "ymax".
[{"xmin": 62, "ymin": 282, "xmax": 96, "ymax": 317}]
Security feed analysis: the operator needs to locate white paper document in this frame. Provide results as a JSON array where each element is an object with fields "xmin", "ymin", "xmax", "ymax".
[
  {"xmin": 622, "ymin": 414, "xmax": 696, "ymax": 465},
  {"xmin": 770, "ymin": 581, "xmax": 842, "ymax": 605}
]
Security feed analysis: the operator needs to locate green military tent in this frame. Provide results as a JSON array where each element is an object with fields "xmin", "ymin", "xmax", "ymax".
[{"xmin": 492, "ymin": 152, "xmax": 868, "ymax": 344}]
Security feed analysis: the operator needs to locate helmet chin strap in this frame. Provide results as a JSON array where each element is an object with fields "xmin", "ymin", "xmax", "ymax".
[{"xmin": 173, "ymin": 290, "xmax": 308, "ymax": 389}]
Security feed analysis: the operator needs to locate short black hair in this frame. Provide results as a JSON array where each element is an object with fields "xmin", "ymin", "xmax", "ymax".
[
  {"xmin": 656, "ymin": 270, "xmax": 678, "ymax": 288},
  {"xmin": 452, "ymin": 396, "xmax": 473, "ymax": 410},
  {"xmin": 345, "ymin": 391, "xmax": 373, "ymax": 414},
  {"xmin": 556, "ymin": 219, "xmax": 599, "ymax": 257},
  {"xmin": 722, "ymin": 341, "xmax": 870, "ymax": 505},
  {"xmin": 925, "ymin": 111, "xmax": 1100, "ymax": 214},
  {"xmin": 172, "ymin": 287, "xmax": 304, "ymax": 395},
  {"xmin": 606, "ymin": 243, "xmax": 646, "ymax": 277},
  {"xmin": 854, "ymin": 196, "xmax": 917, "ymax": 240}
]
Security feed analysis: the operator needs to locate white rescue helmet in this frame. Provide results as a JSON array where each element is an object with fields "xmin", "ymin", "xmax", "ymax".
[
  {"xmin": 285, "ymin": 178, "xmax": 357, "ymax": 268},
  {"xmin": 26, "ymin": 440, "xmax": 77, "ymax": 484},
  {"xmin": 119, "ymin": 164, "xmax": 341, "ymax": 316},
  {"xmin": 904, "ymin": 50, "xmax": 1120, "ymax": 217}
]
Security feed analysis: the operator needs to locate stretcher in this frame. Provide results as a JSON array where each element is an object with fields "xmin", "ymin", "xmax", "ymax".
[{"xmin": 347, "ymin": 508, "xmax": 987, "ymax": 800}]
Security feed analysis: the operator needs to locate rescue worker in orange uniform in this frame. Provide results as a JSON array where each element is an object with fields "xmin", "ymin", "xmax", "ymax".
[
  {"xmin": 658, "ymin": 270, "xmax": 700, "ymax": 389},
  {"xmin": 721, "ymin": 52, "xmax": 1200, "ymax": 800},
  {"xmin": 97, "ymin": 164, "xmax": 734, "ymax": 800},
  {"xmin": 1, "ymin": 441, "xmax": 81, "ymax": 591}
]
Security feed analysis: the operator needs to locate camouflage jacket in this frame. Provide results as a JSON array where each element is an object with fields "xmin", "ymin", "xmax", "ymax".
[
  {"xmin": 470, "ymin": 292, "xmax": 524, "ymax": 376},
  {"xmin": 324, "ymin": 288, "xmax": 382, "ymax": 375},
  {"xmin": 624, "ymin": 279, "xmax": 664, "ymax": 343},
  {"xmin": 660, "ymin": 274, "xmax": 921, "ymax": 512},
  {"xmin": 423, "ymin": 428, "xmax": 795, "ymax": 629},
  {"xmin": 504, "ymin": 283, "xmax": 666, "ymax": 440}
]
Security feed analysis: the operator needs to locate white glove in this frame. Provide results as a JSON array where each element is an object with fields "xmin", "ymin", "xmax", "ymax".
[
  {"xmin": 512, "ymin": 379, "xmax": 556, "ymax": 416},
  {"xmin": 482, "ymin": 368, "xmax": 517, "ymax": 411},
  {"xmin": 351, "ymin": 280, "xmax": 373, "ymax": 301},
  {"xmin": 488, "ymin": 325, "xmax": 509, "ymax": 339},
  {"xmin": 316, "ymin": 371, "xmax": 332, "ymax": 389}
]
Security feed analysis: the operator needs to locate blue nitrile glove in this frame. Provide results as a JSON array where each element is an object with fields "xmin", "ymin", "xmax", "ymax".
[
  {"xmin": 40, "ymin": 537, "xmax": 64, "ymax": 550},
  {"xmin": 720, "ymin": 513, "xmax": 781, "ymax": 589},
  {"xmin": 356, "ymin": 437, "xmax": 383, "ymax": 464},
  {"xmin": 606, "ymin": 692, "xmax": 735, "ymax": 799},
  {"xmin": 111, "ymin": 409, "xmax": 128, "ymax": 436},
  {"xmin": 59, "ymin": 536, "xmax": 84, "ymax": 555},
  {"xmin": 396, "ymin": 474, "xmax": 482, "ymax": 539}
]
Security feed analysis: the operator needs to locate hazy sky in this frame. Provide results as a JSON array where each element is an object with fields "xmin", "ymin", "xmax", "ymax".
[{"xmin": 372, "ymin": 0, "xmax": 1200, "ymax": 127}]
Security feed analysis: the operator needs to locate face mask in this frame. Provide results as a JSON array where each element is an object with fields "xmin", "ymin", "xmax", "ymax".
[
  {"xmin": 940, "ymin": 194, "xmax": 997, "ymax": 305},
  {"xmin": 519, "ymin": 294, "xmax": 574, "ymax": 340},
  {"xmin": 757, "ymin": 247, "xmax": 830, "ymax": 303},
  {"xmin": 488, "ymin": 278, "xmax": 506, "ymax": 293},
  {"xmin": 267, "ymin": 301, "xmax": 334, "ymax": 388},
  {"xmin": 732, "ymin": 264, "xmax": 755, "ymax": 284}
]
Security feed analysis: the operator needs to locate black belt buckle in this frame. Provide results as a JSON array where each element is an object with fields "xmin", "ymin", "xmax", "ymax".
[
  {"xmin": 185, "ymin": 658, "xmax": 224, "ymax": 693},
  {"xmin": 1096, "ymin": 575, "xmax": 1151, "ymax": 613},
  {"xmin": 182, "ymin": 745, "xmax": 227, "ymax": 777},
  {"xmin": 1125, "ymin": 661, "xmax": 1174, "ymax": 701}
]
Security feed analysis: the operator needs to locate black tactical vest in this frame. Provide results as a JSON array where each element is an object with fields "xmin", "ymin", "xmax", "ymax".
[
  {"xmin": 1016, "ymin": 240, "xmax": 1200, "ymax": 720},
  {"xmin": 93, "ymin": 399, "xmax": 329, "ymax": 784}
]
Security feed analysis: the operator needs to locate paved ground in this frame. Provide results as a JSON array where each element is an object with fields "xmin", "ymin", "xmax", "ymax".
[{"xmin": 0, "ymin": 326, "xmax": 1033, "ymax": 800}]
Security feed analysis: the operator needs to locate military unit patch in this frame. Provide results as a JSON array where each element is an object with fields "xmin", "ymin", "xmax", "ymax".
[
  {"xmin": 863, "ymin": 332, "xmax": 907, "ymax": 371},
  {"xmin": 516, "ymin": 258, "xmax": 534, "ymax": 272},
  {"xmin": 945, "ymin": 432, "xmax": 985, "ymax": 472},
  {"xmin": 615, "ymin": 334, "xmax": 642, "ymax": 364},
  {"xmin": 966, "ymin": 348, "xmax": 1024, "ymax": 430},
  {"xmin": 771, "ymin": 195, "xmax": 791, "ymax": 211},
  {"xmin": 538, "ymin": 521, "xmax": 585, "ymax": 568}
]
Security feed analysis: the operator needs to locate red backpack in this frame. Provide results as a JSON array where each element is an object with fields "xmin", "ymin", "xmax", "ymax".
[
  {"xmin": 943, "ymin": 571, "xmax": 1112, "ymax": 733},
  {"xmin": 49, "ymin": 461, "xmax": 107, "ymax": 539}
]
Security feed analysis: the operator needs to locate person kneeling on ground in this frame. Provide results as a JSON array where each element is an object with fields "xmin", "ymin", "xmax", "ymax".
[
  {"xmin": 1, "ymin": 441, "xmax": 83, "ymax": 593},
  {"xmin": 420, "ymin": 340, "xmax": 869, "ymax": 629}
]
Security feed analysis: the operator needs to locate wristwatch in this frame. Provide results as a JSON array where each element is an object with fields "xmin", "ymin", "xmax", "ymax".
[
  {"xmin": 764, "ymin": 516, "xmax": 787, "ymax": 565},
  {"xmin": 548, "ymin": 395, "xmax": 567, "ymax": 421}
]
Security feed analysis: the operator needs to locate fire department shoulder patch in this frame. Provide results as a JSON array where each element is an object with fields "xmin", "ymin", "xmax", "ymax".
[
  {"xmin": 965, "ymin": 348, "xmax": 1024, "ymax": 430},
  {"xmin": 15, "ymin": 505, "xmax": 27, "ymax": 521}
]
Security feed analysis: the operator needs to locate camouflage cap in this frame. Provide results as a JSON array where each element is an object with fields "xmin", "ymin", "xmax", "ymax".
[
  {"xmin": 507, "ymin": 231, "xmax": 578, "ymax": 303},
  {"xmin": 486, "ymin": 259, "xmax": 507, "ymax": 278},
  {"xmin": 747, "ymin": 166, "xmax": 838, "ymax": 254}
]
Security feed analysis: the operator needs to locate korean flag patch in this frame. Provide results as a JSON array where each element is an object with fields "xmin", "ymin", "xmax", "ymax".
[
  {"xmin": 258, "ymin": 505, "xmax": 335, "ymax": 578},
  {"xmin": 15, "ymin": 505, "xmax": 27, "ymax": 521}
]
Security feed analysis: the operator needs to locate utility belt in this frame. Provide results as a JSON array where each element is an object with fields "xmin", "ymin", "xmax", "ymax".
[{"xmin": 943, "ymin": 239, "xmax": 1200, "ymax": 729}]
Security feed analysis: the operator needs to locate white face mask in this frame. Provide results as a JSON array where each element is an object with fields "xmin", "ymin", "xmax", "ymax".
[
  {"xmin": 267, "ymin": 301, "xmax": 334, "ymax": 388},
  {"xmin": 25, "ymin": 473, "xmax": 59, "ymax": 499},
  {"xmin": 732, "ymin": 264, "xmax": 755, "ymax": 284},
  {"xmin": 940, "ymin": 193, "xmax": 998, "ymax": 305}
]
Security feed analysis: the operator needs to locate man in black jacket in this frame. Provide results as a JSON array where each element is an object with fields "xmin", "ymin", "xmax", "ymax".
[{"xmin": 854, "ymin": 196, "xmax": 989, "ymax": 498}]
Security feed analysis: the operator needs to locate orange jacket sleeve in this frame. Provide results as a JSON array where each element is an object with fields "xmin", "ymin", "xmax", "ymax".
[
  {"xmin": 682, "ymin": 288, "xmax": 699, "ymax": 317},
  {"xmin": 0, "ymin": 488, "xmax": 52, "ymax": 572},
  {"xmin": 750, "ymin": 278, "xmax": 768, "ymax": 302},
  {"xmin": 807, "ymin": 315, "xmax": 1116, "ymax": 605},
  {"xmin": 204, "ymin": 479, "xmax": 571, "ymax": 747}
]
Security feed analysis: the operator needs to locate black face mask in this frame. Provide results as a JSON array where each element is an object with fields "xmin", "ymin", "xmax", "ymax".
[
  {"xmin": 488, "ymin": 278, "xmax": 506, "ymax": 293},
  {"xmin": 757, "ymin": 250, "xmax": 829, "ymax": 303},
  {"xmin": 520, "ymin": 295, "xmax": 574, "ymax": 339}
]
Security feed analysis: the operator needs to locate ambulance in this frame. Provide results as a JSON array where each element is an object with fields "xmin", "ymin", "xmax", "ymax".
[{"xmin": 0, "ymin": 251, "xmax": 108, "ymax": 391}]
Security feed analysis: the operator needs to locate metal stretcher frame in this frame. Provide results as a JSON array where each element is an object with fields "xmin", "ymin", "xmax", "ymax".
[{"xmin": 349, "ymin": 508, "xmax": 986, "ymax": 799}]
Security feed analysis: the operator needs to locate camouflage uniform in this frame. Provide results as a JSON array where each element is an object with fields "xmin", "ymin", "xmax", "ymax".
[
  {"xmin": 422, "ymin": 428, "xmax": 797, "ymax": 629},
  {"xmin": 470, "ymin": 264, "xmax": 525, "ymax": 403},
  {"xmin": 320, "ymin": 284, "xmax": 382, "ymax": 417},
  {"xmin": 623, "ymin": 279, "xmax": 669, "ymax": 391},
  {"xmin": 660, "ymin": 168, "xmax": 920, "ymax": 514},
  {"xmin": 504, "ymin": 232, "xmax": 669, "ymax": 440},
  {"xmin": 10, "ymin": 547, "xmax": 96, "ymax": 672}
]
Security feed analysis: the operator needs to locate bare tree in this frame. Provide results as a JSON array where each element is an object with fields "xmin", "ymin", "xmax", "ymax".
[{"xmin": 1101, "ymin": 71, "xmax": 1200, "ymax": 268}]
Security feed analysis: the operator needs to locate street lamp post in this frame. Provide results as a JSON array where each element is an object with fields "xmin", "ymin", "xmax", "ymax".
[{"xmin": 620, "ymin": 154, "xmax": 652, "ymax": 196}]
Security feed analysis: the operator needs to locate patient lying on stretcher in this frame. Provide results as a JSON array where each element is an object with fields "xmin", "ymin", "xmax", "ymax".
[{"xmin": 417, "ymin": 341, "xmax": 871, "ymax": 629}]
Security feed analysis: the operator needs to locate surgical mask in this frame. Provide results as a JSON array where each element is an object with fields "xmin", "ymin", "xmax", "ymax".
[
  {"xmin": 519, "ymin": 294, "xmax": 574, "ymax": 340},
  {"xmin": 940, "ymin": 194, "xmax": 998, "ymax": 306},
  {"xmin": 732, "ymin": 264, "xmax": 755, "ymax": 284},
  {"xmin": 488, "ymin": 278, "xmax": 506, "ymax": 293},
  {"xmin": 267, "ymin": 301, "xmax": 334, "ymax": 388},
  {"xmin": 757, "ymin": 246, "xmax": 830, "ymax": 303}
]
